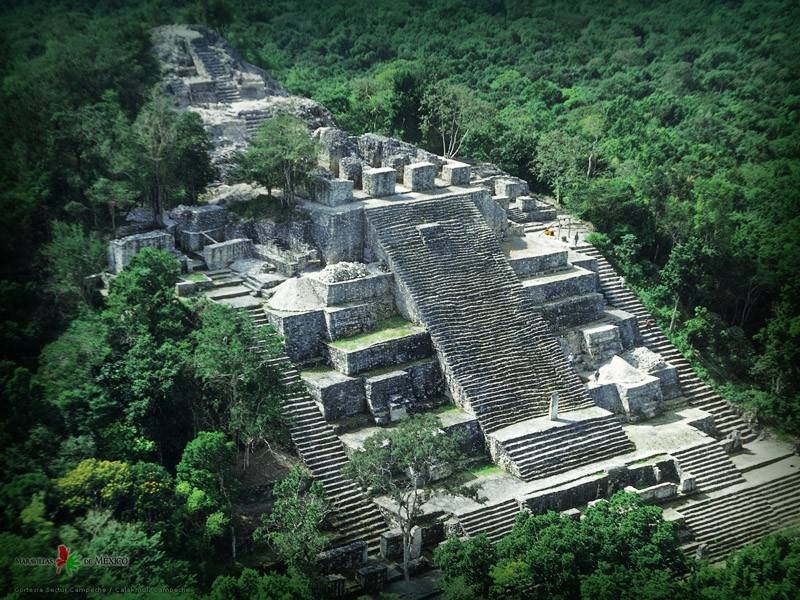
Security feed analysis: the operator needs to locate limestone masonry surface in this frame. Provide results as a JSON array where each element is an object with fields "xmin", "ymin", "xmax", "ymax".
[{"xmin": 105, "ymin": 24, "xmax": 800, "ymax": 576}]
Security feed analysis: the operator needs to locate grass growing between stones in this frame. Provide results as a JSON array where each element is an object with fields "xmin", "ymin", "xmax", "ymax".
[
  {"xmin": 183, "ymin": 272, "xmax": 210, "ymax": 282},
  {"xmin": 468, "ymin": 463, "xmax": 505, "ymax": 478},
  {"xmin": 329, "ymin": 316, "xmax": 421, "ymax": 351}
]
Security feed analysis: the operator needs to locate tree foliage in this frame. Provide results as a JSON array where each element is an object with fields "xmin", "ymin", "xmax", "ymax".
[
  {"xmin": 254, "ymin": 465, "xmax": 330, "ymax": 576},
  {"xmin": 345, "ymin": 414, "xmax": 462, "ymax": 580}
]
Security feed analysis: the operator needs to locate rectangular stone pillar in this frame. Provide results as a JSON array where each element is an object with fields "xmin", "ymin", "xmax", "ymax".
[
  {"xmin": 363, "ymin": 167, "xmax": 396, "ymax": 197},
  {"xmin": 441, "ymin": 160, "xmax": 471, "ymax": 185},
  {"xmin": 403, "ymin": 162, "xmax": 437, "ymax": 191}
]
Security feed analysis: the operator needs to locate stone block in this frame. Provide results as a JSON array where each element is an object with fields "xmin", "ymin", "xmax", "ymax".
[
  {"xmin": 365, "ymin": 370, "xmax": 413, "ymax": 424},
  {"xmin": 266, "ymin": 308, "xmax": 326, "ymax": 362},
  {"xmin": 327, "ymin": 331, "xmax": 433, "ymax": 375},
  {"xmin": 302, "ymin": 369, "xmax": 366, "ymax": 420},
  {"xmin": 606, "ymin": 308, "xmax": 640, "ymax": 348},
  {"xmin": 356, "ymin": 563, "xmax": 388, "ymax": 594},
  {"xmin": 108, "ymin": 230, "xmax": 175, "ymax": 274},
  {"xmin": 509, "ymin": 249, "xmax": 568, "ymax": 277},
  {"xmin": 518, "ymin": 196, "xmax": 538, "ymax": 212},
  {"xmin": 382, "ymin": 153, "xmax": 411, "ymax": 181},
  {"xmin": 317, "ymin": 540, "xmax": 368, "ymax": 574},
  {"xmin": 437, "ymin": 410, "xmax": 484, "ymax": 456},
  {"xmin": 523, "ymin": 472, "xmax": 609, "ymax": 515},
  {"xmin": 561, "ymin": 507, "xmax": 582, "ymax": 521},
  {"xmin": 363, "ymin": 167, "xmax": 396, "ymax": 197},
  {"xmin": 679, "ymin": 473, "xmax": 697, "ymax": 494},
  {"xmin": 324, "ymin": 304, "xmax": 375, "ymax": 340},
  {"xmin": 339, "ymin": 156, "xmax": 363, "ymax": 188},
  {"xmin": 409, "ymin": 526, "xmax": 423, "ymax": 560},
  {"xmin": 441, "ymin": 160, "xmax": 471, "ymax": 185},
  {"xmin": 380, "ymin": 529, "xmax": 403, "ymax": 560},
  {"xmin": 202, "ymin": 238, "xmax": 255, "ymax": 270},
  {"xmin": 582, "ymin": 324, "xmax": 623, "ymax": 363},
  {"xmin": 170, "ymin": 204, "xmax": 228, "ymax": 251},
  {"xmin": 405, "ymin": 359, "xmax": 444, "ymax": 406},
  {"xmin": 493, "ymin": 195, "xmax": 511, "ymax": 210},
  {"xmin": 175, "ymin": 281, "xmax": 196, "ymax": 297},
  {"xmin": 311, "ymin": 176, "xmax": 354, "ymax": 207},
  {"xmin": 389, "ymin": 401, "xmax": 408, "ymax": 422},
  {"xmin": 537, "ymin": 292, "xmax": 605, "ymax": 329},
  {"xmin": 403, "ymin": 162, "xmax": 437, "ymax": 191},
  {"xmin": 443, "ymin": 517, "xmax": 464, "ymax": 539},
  {"xmin": 626, "ymin": 482, "xmax": 678, "ymax": 504},
  {"xmin": 618, "ymin": 375, "xmax": 662, "ymax": 422},
  {"xmin": 522, "ymin": 266, "xmax": 597, "ymax": 304},
  {"xmin": 622, "ymin": 347, "xmax": 680, "ymax": 400},
  {"xmin": 308, "ymin": 272, "xmax": 394, "ymax": 306},
  {"xmin": 305, "ymin": 204, "xmax": 365, "ymax": 264},
  {"xmin": 315, "ymin": 127, "xmax": 355, "ymax": 174},
  {"xmin": 321, "ymin": 574, "xmax": 347, "ymax": 598},
  {"xmin": 494, "ymin": 177, "xmax": 526, "ymax": 199}
]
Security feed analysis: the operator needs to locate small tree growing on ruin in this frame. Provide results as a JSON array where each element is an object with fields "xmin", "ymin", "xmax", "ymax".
[
  {"xmin": 133, "ymin": 90, "xmax": 215, "ymax": 225},
  {"xmin": 190, "ymin": 302, "xmax": 287, "ymax": 469},
  {"xmin": 344, "ymin": 414, "xmax": 463, "ymax": 581},
  {"xmin": 420, "ymin": 81, "xmax": 491, "ymax": 158},
  {"xmin": 234, "ymin": 114, "xmax": 318, "ymax": 208},
  {"xmin": 254, "ymin": 465, "xmax": 331, "ymax": 578},
  {"xmin": 531, "ymin": 130, "xmax": 586, "ymax": 205}
]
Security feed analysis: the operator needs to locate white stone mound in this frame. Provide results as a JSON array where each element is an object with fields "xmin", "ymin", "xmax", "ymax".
[{"xmin": 312, "ymin": 262, "xmax": 371, "ymax": 283}]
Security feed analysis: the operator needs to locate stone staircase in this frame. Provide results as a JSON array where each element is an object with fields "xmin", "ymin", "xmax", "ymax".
[
  {"xmin": 458, "ymin": 499, "xmax": 522, "ymax": 543},
  {"xmin": 500, "ymin": 412, "xmax": 635, "ymax": 481},
  {"xmin": 191, "ymin": 43, "xmax": 240, "ymax": 103},
  {"xmin": 576, "ymin": 244, "xmax": 756, "ymax": 443},
  {"xmin": 242, "ymin": 305, "xmax": 388, "ymax": 553},
  {"xmin": 242, "ymin": 110, "xmax": 271, "ymax": 137},
  {"xmin": 671, "ymin": 442, "xmax": 745, "ymax": 493},
  {"xmin": 214, "ymin": 80, "xmax": 240, "ymax": 103},
  {"xmin": 366, "ymin": 198, "xmax": 595, "ymax": 434},
  {"xmin": 193, "ymin": 46, "xmax": 228, "ymax": 79},
  {"xmin": 679, "ymin": 471, "xmax": 800, "ymax": 563}
]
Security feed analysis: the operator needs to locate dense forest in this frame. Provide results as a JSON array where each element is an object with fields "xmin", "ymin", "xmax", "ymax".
[{"xmin": 0, "ymin": 0, "xmax": 798, "ymax": 597}]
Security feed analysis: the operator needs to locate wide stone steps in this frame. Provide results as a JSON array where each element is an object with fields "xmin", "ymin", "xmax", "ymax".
[
  {"xmin": 504, "ymin": 414, "xmax": 635, "ymax": 481},
  {"xmin": 576, "ymin": 244, "xmax": 756, "ymax": 443},
  {"xmin": 671, "ymin": 442, "xmax": 745, "ymax": 493},
  {"xmin": 214, "ymin": 80, "xmax": 240, "ymax": 103},
  {"xmin": 679, "ymin": 471, "xmax": 800, "ymax": 563},
  {"xmin": 368, "ymin": 199, "xmax": 595, "ymax": 439},
  {"xmin": 255, "ymin": 349, "xmax": 386, "ymax": 554},
  {"xmin": 458, "ymin": 499, "xmax": 521, "ymax": 543}
]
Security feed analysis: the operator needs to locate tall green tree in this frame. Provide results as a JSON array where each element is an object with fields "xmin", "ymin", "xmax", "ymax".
[
  {"xmin": 233, "ymin": 114, "xmax": 318, "ymax": 207},
  {"xmin": 190, "ymin": 302, "xmax": 286, "ymax": 468},
  {"xmin": 345, "ymin": 414, "xmax": 462, "ymax": 580},
  {"xmin": 420, "ymin": 82, "xmax": 492, "ymax": 158},
  {"xmin": 254, "ymin": 465, "xmax": 330, "ymax": 577}
]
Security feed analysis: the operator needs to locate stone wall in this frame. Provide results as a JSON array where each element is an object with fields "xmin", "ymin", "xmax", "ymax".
[
  {"xmin": 304, "ymin": 203, "xmax": 365, "ymax": 263},
  {"xmin": 266, "ymin": 308, "xmax": 327, "ymax": 362},
  {"xmin": 201, "ymin": 238, "xmax": 255, "ymax": 269},
  {"xmin": 327, "ymin": 332, "xmax": 433, "ymax": 376},
  {"xmin": 108, "ymin": 230, "xmax": 176, "ymax": 274},
  {"xmin": 317, "ymin": 540, "xmax": 368, "ymax": 575},
  {"xmin": 170, "ymin": 204, "xmax": 228, "ymax": 251},
  {"xmin": 308, "ymin": 272, "xmax": 394, "ymax": 306}
]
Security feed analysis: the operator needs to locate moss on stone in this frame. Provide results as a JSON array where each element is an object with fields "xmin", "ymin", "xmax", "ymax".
[{"xmin": 328, "ymin": 316, "xmax": 421, "ymax": 351}]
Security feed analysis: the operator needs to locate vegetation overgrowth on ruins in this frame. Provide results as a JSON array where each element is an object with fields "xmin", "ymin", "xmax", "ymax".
[
  {"xmin": 218, "ymin": 0, "xmax": 800, "ymax": 436},
  {"xmin": 0, "ymin": 0, "xmax": 798, "ymax": 596},
  {"xmin": 434, "ymin": 493, "xmax": 800, "ymax": 600}
]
